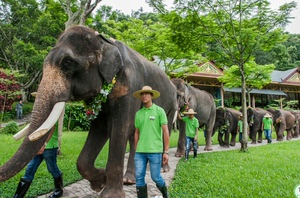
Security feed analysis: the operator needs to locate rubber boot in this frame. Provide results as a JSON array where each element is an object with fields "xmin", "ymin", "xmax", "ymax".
[
  {"xmin": 14, "ymin": 178, "xmax": 31, "ymax": 198},
  {"xmin": 48, "ymin": 174, "xmax": 63, "ymax": 198},
  {"xmin": 136, "ymin": 185, "xmax": 148, "ymax": 198},
  {"xmin": 185, "ymin": 150, "xmax": 189, "ymax": 161},
  {"xmin": 194, "ymin": 150, "xmax": 197, "ymax": 158},
  {"xmin": 157, "ymin": 183, "xmax": 169, "ymax": 198}
]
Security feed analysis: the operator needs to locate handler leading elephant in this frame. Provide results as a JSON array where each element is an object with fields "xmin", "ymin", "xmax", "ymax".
[
  {"xmin": 0, "ymin": 26, "xmax": 177, "ymax": 198},
  {"xmin": 247, "ymin": 107, "xmax": 271, "ymax": 144},
  {"xmin": 267, "ymin": 108, "xmax": 295, "ymax": 141},
  {"xmin": 171, "ymin": 78, "xmax": 216, "ymax": 156}
]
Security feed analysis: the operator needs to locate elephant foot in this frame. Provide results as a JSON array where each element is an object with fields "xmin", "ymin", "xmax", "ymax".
[
  {"xmin": 229, "ymin": 143, "xmax": 236, "ymax": 146},
  {"xmin": 161, "ymin": 163, "xmax": 170, "ymax": 172},
  {"xmin": 276, "ymin": 138, "xmax": 283, "ymax": 141},
  {"xmin": 251, "ymin": 141, "xmax": 257, "ymax": 144},
  {"xmin": 84, "ymin": 169, "xmax": 106, "ymax": 192},
  {"xmin": 222, "ymin": 144, "xmax": 229, "ymax": 148},
  {"xmin": 204, "ymin": 146, "xmax": 213, "ymax": 151},
  {"xmin": 123, "ymin": 174, "xmax": 136, "ymax": 185},
  {"xmin": 175, "ymin": 152, "xmax": 184, "ymax": 157},
  {"xmin": 100, "ymin": 186, "xmax": 125, "ymax": 198}
]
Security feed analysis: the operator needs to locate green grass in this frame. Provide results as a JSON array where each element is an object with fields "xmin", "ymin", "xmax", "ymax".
[
  {"xmin": 0, "ymin": 130, "xmax": 180, "ymax": 197},
  {"xmin": 169, "ymin": 139, "xmax": 300, "ymax": 198}
]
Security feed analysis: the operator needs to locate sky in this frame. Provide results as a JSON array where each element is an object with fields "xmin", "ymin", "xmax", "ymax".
[{"xmin": 101, "ymin": 0, "xmax": 300, "ymax": 34}]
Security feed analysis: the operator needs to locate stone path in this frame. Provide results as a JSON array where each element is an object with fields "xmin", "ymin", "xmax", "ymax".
[{"xmin": 37, "ymin": 138, "xmax": 285, "ymax": 198}]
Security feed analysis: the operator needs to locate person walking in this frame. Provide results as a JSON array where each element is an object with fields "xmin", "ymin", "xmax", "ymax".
[
  {"xmin": 261, "ymin": 113, "xmax": 273, "ymax": 143},
  {"xmin": 16, "ymin": 100, "xmax": 23, "ymax": 119},
  {"xmin": 133, "ymin": 86, "xmax": 169, "ymax": 198},
  {"xmin": 237, "ymin": 114, "xmax": 243, "ymax": 143},
  {"xmin": 178, "ymin": 108, "xmax": 199, "ymax": 161},
  {"xmin": 13, "ymin": 122, "xmax": 63, "ymax": 198}
]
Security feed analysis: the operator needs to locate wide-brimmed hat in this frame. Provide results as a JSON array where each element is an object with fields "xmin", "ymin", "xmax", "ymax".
[
  {"xmin": 133, "ymin": 86, "xmax": 160, "ymax": 99},
  {"xmin": 31, "ymin": 92, "xmax": 37, "ymax": 97},
  {"xmin": 264, "ymin": 113, "xmax": 272, "ymax": 118},
  {"xmin": 183, "ymin": 109, "xmax": 197, "ymax": 115}
]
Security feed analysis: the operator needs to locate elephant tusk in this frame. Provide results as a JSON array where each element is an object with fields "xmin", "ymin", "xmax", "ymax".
[
  {"xmin": 13, "ymin": 124, "xmax": 30, "ymax": 141},
  {"xmin": 28, "ymin": 102, "xmax": 65, "ymax": 141}
]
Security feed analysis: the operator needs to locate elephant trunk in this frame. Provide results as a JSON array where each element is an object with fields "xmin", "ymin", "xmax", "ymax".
[{"xmin": 0, "ymin": 65, "xmax": 69, "ymax": 182}]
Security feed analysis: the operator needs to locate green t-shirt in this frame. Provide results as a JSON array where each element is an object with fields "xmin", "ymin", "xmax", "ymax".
[
  {"xmin": 262, "ymin": 118, "xmax": 273, "ymax": 130},
  {"xmin": 182, "ymin": 116, "xmax": 199, "ymax": 138},
  {"xmin": 46, "ymin": 122, "xmax": 59, "ymax": 149},
  {"xmin": 135, "ymin": 103, "xmax": 168, "ymax": 153},
  {"xmin": 238, "ymin": 120, "xmax": 243, "ymax": 133}
]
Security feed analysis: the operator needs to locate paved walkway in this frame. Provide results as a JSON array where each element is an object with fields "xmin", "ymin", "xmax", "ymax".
[{"xmin": 37, "ymin": 138, "xmax": 285, "ymax": 198}]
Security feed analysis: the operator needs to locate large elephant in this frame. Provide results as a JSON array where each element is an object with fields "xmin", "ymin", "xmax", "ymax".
[
  {"xmin": 213, "ymin": 107, "xmax": 240, "ymax": 147},
  {"xmin": 247, "ymin": 107, "xmax": 271, "ymax": 144},
  {"xmin": 171, "ymin": 78, "xmax": 216, "ymax": 156},
  {"xmin": 290, "ymin": 111, "xmax": 300, "ymax": 138},
  {"xmin": 267, "ymin": 108, "xmax": 295, "ymax": 141},
  {"xmin": 0, "ymin": 26, "xmax": 178, "ymax": 198}
]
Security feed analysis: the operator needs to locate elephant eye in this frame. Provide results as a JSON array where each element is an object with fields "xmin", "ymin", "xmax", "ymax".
[{"xmin": 61, "ymin": 58, "xmax": 76, "ymax": 71}]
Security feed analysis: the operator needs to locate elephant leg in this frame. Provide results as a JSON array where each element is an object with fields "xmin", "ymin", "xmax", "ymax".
[
  {"xmin": 257, "ymin": 130, "xmax": 263, "ymax": 143},
  {"xmin": 224, "ymin": 132, "xmax": 230, "ymax": 148},
  {"xmin": 218, "ymin": 132, "xmax": 225, "ymax": 146},
  {"xmin": 286, "ymin": 129, "xmax": 293, "ymax": 140},
  {"xmin": 204, "ymin": 125, "xmax": 213, "ymax": 151},
  {"xmin": 175, "ymin": 121, "xmax": 185, "ymax": 157},
  {"xmin": 229, "ymin": 132, "xmax": 237, "ymax": 146},
  {"xmin": 276, "ymin": 126, "xmax": 284, "ymax": 141},
  {"xmin": 123, "ymin": 132, "xmax": 136, "ymax": 185},
  {"xmin": 77, "ymin": 120, "xmax": 108, "ymax": 192}
]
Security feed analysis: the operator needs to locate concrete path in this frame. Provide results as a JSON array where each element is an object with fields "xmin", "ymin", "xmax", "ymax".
[{"xmin": 37, "ymin": 138, "xmax": 283, "ymax": 198}]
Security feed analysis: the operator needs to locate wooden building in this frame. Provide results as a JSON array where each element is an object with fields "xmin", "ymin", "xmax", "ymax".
[{"xmin": 184, "ymin": 62, "xmax": 300, "ymax": 108}]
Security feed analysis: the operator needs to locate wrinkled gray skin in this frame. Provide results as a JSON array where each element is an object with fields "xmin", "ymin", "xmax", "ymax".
[
  {"xmin": 290, "ymin": 111, "xmax": 300, "ymax": 138},
  {"xmin": 247, "ymin": 108, "xmax": 271, "ymax": 144},
  {"xmin": 267, "ymin": 108, "xmax": 295, "ymax": 141},
  {"xmin": 0, "ymin": 26, "xmax": 177, "ymax": 198},
  {"xmin": 213, "ymin": 107, "xmax": 240, "ymax": 147},
  {"xmin": 171, "ymin": 78, "xmax": 216, "ymax": 156}
]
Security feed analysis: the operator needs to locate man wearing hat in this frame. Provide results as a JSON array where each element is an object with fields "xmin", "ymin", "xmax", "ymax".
[
  {"xmin": 178, "ymin": 108, "xmax": 199, "ymax": 161},
  {"xmin": 133, "ymin": 86, "xmax": 169, "ymax": 198},
  {"xmin": 261, "ymin": 113, "xmax": 273, "ymax": 143}
]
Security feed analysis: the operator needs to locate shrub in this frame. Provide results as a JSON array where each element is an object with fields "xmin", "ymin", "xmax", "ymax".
[
  {"xmin": 0, "ymin": 121, "xmax": 19, "ymax": 134},
  {"xmin": 64, "ymin": 102, "xmax": 90, "ymax": 131}
]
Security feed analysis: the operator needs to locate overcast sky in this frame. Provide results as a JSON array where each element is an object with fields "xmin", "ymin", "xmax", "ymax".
[{"xmin": 101, "ymin": 0, "xmax": 300, "ymax": 34}]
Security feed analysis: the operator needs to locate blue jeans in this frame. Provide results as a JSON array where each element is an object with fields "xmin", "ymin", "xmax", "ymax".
[
  {"xmin": 134, "ymin": 153, "xmax": 165, "ymax": 187},
  {"xmin": 186, "ymin": 137, "xmax": 197, "ymax": 152},
  {"xmin": 23, "ymin": 148, "xmax": 62, "ymax": 181},
  {"xmin": 239, "ymin": 132, "xmax": 243, "ymax": 142},
  {"xmin": 264, "ymin": 129, "xmax": 272, "ymax": 140}
]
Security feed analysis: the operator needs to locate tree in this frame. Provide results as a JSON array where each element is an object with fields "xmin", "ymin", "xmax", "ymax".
[
  {"xmin": 155, "ymin": 0, "xmax": 296, "ymax": 150},
  {"xmin": 0, "ymin": 69, "xmax": 21, "ymax": 123},
  {"xmin": 218, "ymin": 60, "xmax": 275, "ymax": 107}
]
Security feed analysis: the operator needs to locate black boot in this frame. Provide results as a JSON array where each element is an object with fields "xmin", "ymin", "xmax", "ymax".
[
  {"xmin": 48, "ymin": 174, "xmax": 63, "ymax": 198},
  {"xmin": 14, "ymin": 178, "xmax": 31, "ymax": 198},
  {"xmin": 194, "ymin": 150, "xmax": 197, "ymax": 158},
  {"xmin": 157, "ymin": 183, "xmax": 169, "ymax": 198},
  {"xmin": 136, "ymin": 185, "xmax": 148, "ymax": 198}
]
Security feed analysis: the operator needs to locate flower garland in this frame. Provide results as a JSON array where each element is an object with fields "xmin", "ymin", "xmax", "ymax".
[{"xmin": 84, "ymin": 77, "xmax": 116, "ymax": 120}]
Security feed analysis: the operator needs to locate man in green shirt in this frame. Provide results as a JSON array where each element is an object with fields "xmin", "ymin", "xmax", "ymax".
[
  {"xmin": 261, "ymin": 113, "xmax": 273, "ymax": 143},
  {"xmin": 237, "ymin": 114, "xmax": 243, "ymax": 143},
  {"xmin": 133, "ymin": 86, "xmax": 170, "ymax": 198},
  {"xmin": 178, "ymin": 108, "xmax": 199, "ymax": 161}
]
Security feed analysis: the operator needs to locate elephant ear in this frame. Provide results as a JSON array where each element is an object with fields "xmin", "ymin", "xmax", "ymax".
[{"xmin": 98, "ymin": 37, "xmax": 124, "ymax": 84}]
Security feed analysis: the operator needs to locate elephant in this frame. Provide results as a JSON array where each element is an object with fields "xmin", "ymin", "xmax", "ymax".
[
  {"xmin": 213, "ymin": 107, "xmax": 241, "ymax": 147},
  {"xmin": 267, "ymin": 108, "xmax": 295, "ymax": 141},
  {"xmin": 247, "ymin": 107, "xmax": 271, "ymax": 144},
  {"xmin": 171, "ymin": 78, "xmax": 216, "ymax": 156},
  {"xmin": 0, "ymin": 26, "xmax": 178, "ymax": 198},
  {"xmin": 290, "ymin": 111, "xmax": 300, "ymax": 138}
]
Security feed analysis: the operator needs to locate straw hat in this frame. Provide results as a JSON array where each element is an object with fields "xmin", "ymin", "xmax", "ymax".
[
  {"xmin": 264, "ymin": 113, "xmax": 272, "ymax": 118},
  {"xmin": 133, "ymin": 86, "xmax": 160, "ymax": 99},
  {"xmin": 238, "ymin": 114, "xmax": 243, "ymax": 118},
  {"xmin": 183, "ymin": 109, "xmax": 197, "ymax": 115},
  {"xmin": 31, "ymin": 92, "xmax": 37, "ymax": 97}
]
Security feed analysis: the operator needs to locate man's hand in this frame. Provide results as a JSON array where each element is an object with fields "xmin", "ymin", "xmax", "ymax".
[{"xmin": 163, "ymin": 153, "xmax": 169, "ymax": 165}]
